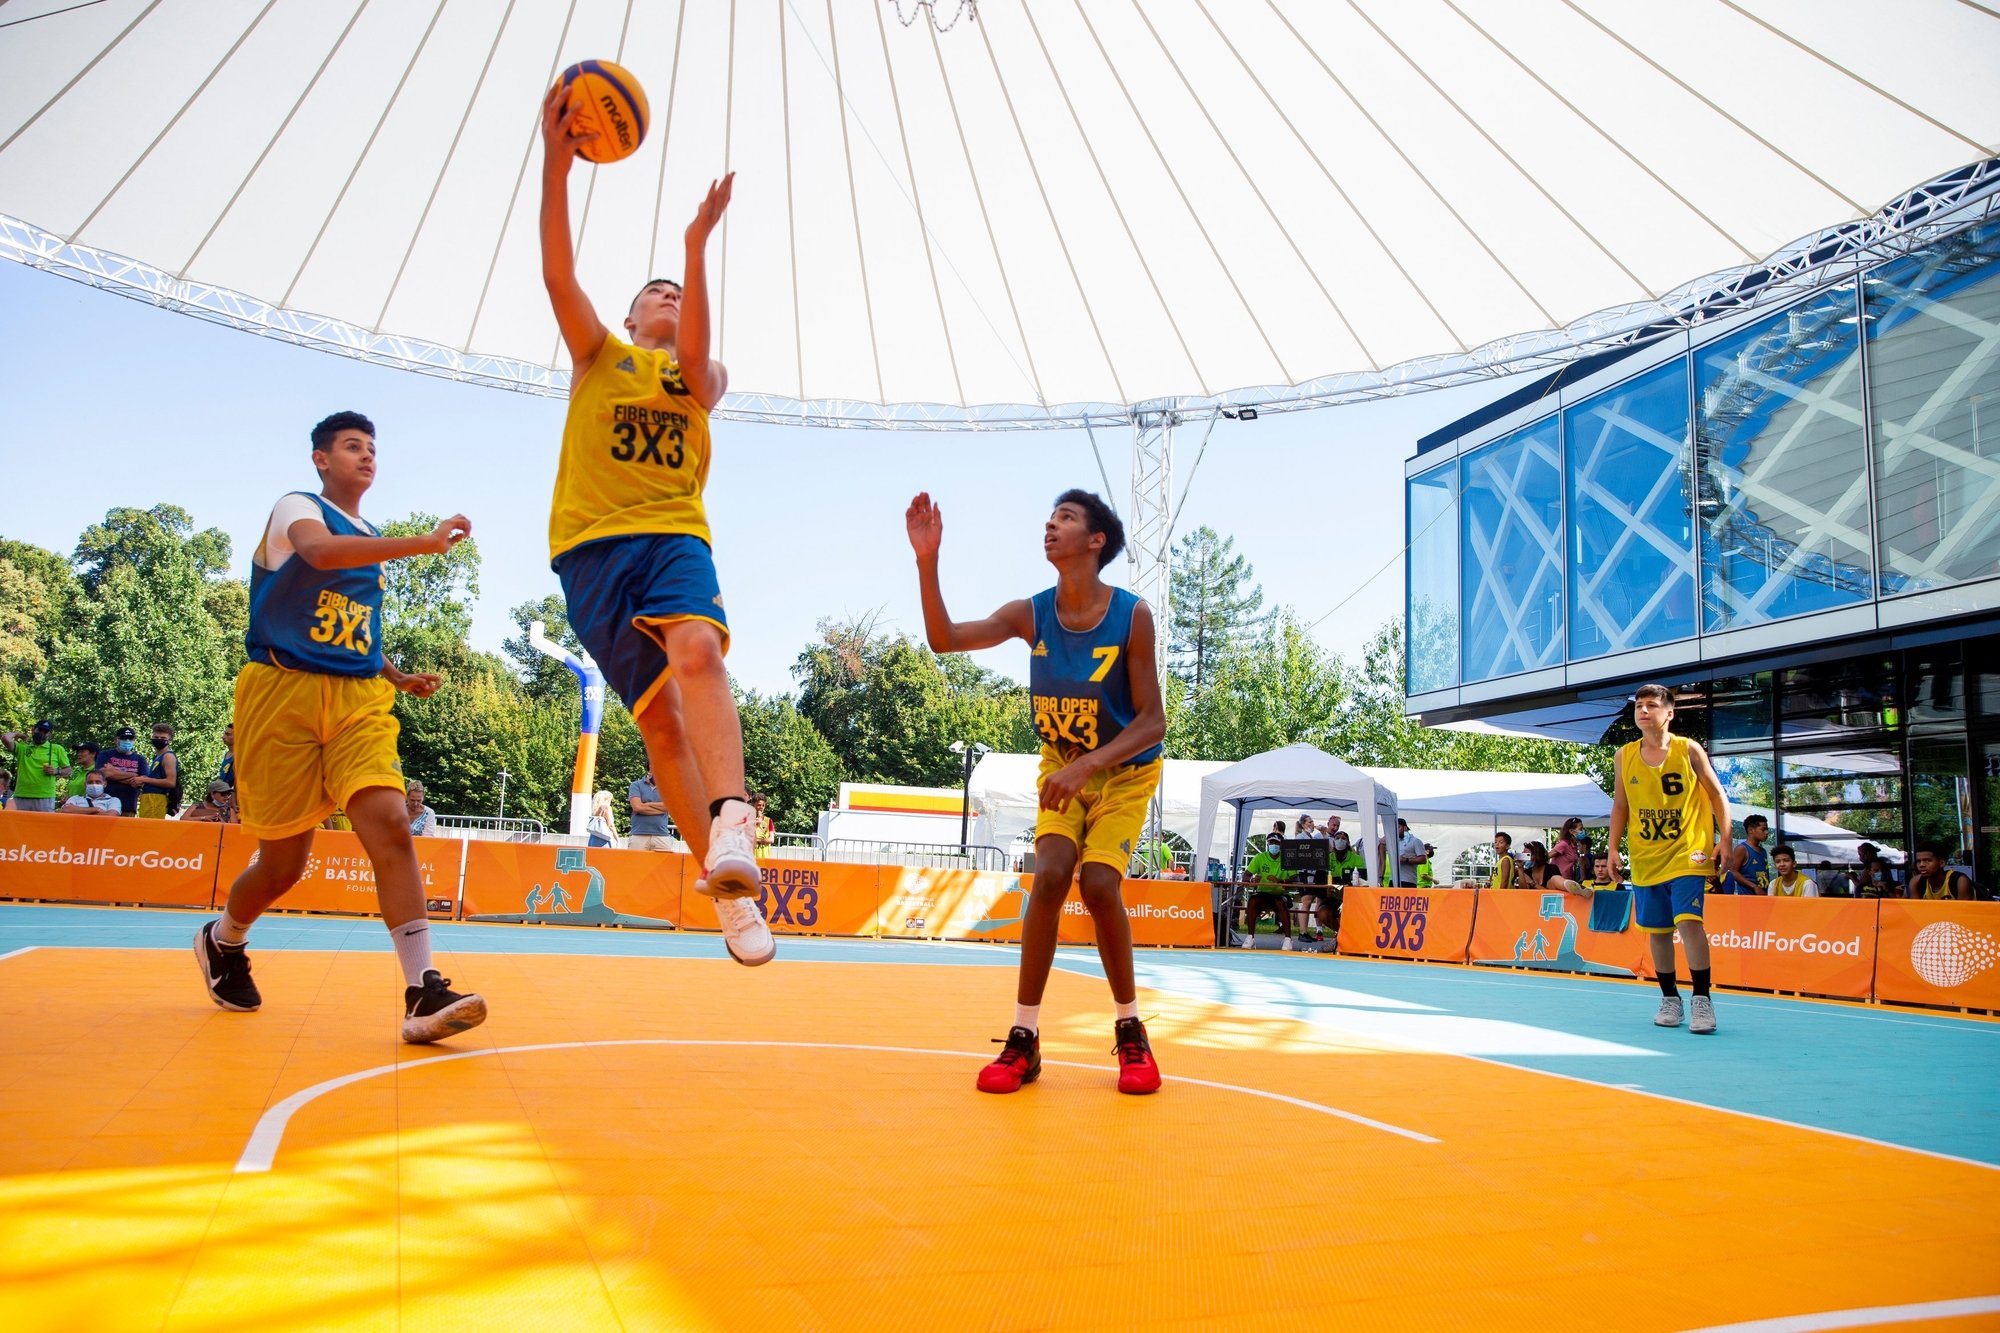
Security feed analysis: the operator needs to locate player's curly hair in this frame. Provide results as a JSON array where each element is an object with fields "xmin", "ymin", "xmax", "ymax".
[
  {"xmin": 311, "ymin": 411, "xmax": 376, "ymax": 451},
  {"xmin": 1054, "ymin": 489, "xmax": 1124, "ymax": 569}
]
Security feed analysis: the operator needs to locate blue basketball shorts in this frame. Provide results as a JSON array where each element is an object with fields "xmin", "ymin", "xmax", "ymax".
[
  {"xmin": 1634, "ymin": 875, "xmax": 1707, "ymax": 935},
  {"xmin": 554, "ymin": 532, "xmax": 729, "ymax": 717}
]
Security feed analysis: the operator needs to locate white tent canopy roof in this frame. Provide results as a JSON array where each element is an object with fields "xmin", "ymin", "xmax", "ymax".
[
  {"xmin": 1364, "ymin": 765, "xmax": 1609, "ymax": 825},
  {"xmin": 1191, "ymin": 743, "xmax": 1399, "ymax": 885},
  {"xmin": 3, "ymin": 0, "xmax": 1997, "ymax": 426}
]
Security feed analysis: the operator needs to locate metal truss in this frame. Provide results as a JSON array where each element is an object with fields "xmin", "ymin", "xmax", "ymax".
[
  {"xmin": 1127, "ymin": 403, "xmax": 1177, "ymax": 644},
  {"xmin": 6, "ymin": 159, "xmax": 1996, "ymax": 433}
]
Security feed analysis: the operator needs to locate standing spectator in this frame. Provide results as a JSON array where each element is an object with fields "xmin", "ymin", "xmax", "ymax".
[
  {"xmin": 1769, "ymin": 845, "xmax": 1816, "ymax": 897},
  {"xmin": 215, "ymin": 723, "xmax": 236, "ymax": 791},
  {"xmin": 627, "ymin": 770, "xmax": 677, "ymax": 852},
  {"xmin": 1395, "ymin": 817, "xmax": 1425, "ymax": 886},
  {"xmin": 1488, "ymin": 832, "xmax": 1521, "ymax": 889},
  {"xmin": 1550, "ymin": 817, "xmax": 1585, "ymax": 882},
  {"xmin": 0, "ymin": 767, "xmax": 11, "ymax": 810},
  {"xmin": 404, "ymin": 781, "xmax": 437, "ymax": 838},
  {"xmin": 60, "ymin": 769, "xmax": 122, "ymax": 818},
  {"xmin": 134, "ymin": 721, "xmax": 182, "ymax": 819},
  {"xmin": 586, "ymin": 790, "xmax": 620, "ymax": 848},
  {"xmin": 750, "ymin": 792, "xmax": 776, "ymax": 854},
  {"xmin": 180, "ymin": 781, "xmax": 240, "ymax": 824},
  {"xmin": 64, "ymin": 742, "xmax": 99, "ymax": 800},
  {"xmin": 1327, "ymin": 828, "xmax": 1367, "ymax": 885},
  {"xmin": 1723, "ymin": 814, "xmax": 1771, "ymax": 895},
  {"xmin": 98, "ymin": 727, "xmax": 145, "ymax": 816},
  {"xmin": 3, "ymin": 720, "xmax": 72, "ymax": 812},
  {"xmin": 1910, "ymin": 843, "xmax": 1977, "ymax": 901},
  {"xmin": 1416, "ymin": 843, "xmax": 1436, "ymax": 888}
]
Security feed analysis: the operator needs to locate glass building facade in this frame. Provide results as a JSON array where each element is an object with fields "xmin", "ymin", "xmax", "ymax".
[{"xmin": 1405, "ymin": 210, "xmax": 2000, "ymax": 887}]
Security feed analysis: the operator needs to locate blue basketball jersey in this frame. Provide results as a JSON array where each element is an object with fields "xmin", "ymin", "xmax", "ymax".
[
  {"xmin": 246, "ymin": 493, "xmax": 386, "ymax": 677},
  {"xmin": 1738, "ymin": 840, "xmax": 1770, "ymax": 894},
  {"xmin": 1027, "ymin": 586, "xmax": 1161, "ymax": 766}
]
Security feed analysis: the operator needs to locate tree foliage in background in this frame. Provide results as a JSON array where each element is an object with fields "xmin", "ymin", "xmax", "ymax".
[{"xmin": 1168, "ymin": 525, "xmax": 1269, "ymax": 694}]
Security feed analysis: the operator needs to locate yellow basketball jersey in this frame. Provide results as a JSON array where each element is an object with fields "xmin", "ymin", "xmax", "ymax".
[
  {"xmin": 1771, "ymin": 871, "xmax": 1812, "ymax": 897},
  {"xmin": 1620, "ymin": 734, "xmax": 1717, "ymax": 886},
  {"xmin": 549, "ymin": 334, "xmax": 713, "ymax": 561}
]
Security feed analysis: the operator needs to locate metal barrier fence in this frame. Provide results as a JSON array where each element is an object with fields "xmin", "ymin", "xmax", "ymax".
[
  {"xmin": 434, "ymin": 815, "xmax": 549, "ymax": 843},
  {"xmin": 825, "ymin": 840, "xmax": 1009, "ymax": 871}
]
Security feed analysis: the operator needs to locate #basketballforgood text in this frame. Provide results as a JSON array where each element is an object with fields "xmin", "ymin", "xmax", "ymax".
[
  {"xmin": 0, "ymin": 843, "xmax": 207, "ymax": 871},
  {"xmin": 1063, "ymin": 898, "xmax": 1206, "ymax": 921},
  {"xmin": 1707, "ymin": 925, "xmax": 1863, "ymax": 956}
]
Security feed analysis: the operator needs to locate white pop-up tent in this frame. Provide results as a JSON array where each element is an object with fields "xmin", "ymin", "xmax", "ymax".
[
  {"xmin": 969, "ymin": 753, "xmax": 1232, "ymax": 856},
  {"xmin": 1192, "ymin": 745, "xmax": 1399, "ymax": 887}
]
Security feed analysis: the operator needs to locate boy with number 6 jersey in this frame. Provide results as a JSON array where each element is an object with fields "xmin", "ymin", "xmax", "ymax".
[{"xmin": 908, "ymin": 489, "xmax": 1167, "ymax": 1095}]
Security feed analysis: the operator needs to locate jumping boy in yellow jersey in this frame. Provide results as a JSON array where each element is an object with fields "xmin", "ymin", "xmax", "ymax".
[
  {"xmin": 1608, "ymin": 683, "xmax": 1732, "ymax": 1035},
  {"xmin": 908, "ymin": 490, "xmax": 1167, "ymax": 1095},
  {"xmin": 539, "ymin": 84, "xmax": 771, "ymax": 966}
]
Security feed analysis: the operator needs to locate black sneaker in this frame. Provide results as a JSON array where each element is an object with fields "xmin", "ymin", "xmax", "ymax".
[
  {"xmin": 976, "ymin": 1025, "xmax": 1042, "ymax": 1093},
  {"xmin": 401, "ymin": 970, "xmax": 488, "ymax": 1045},
  {"xmin": 193, "ymin": 921, "xmax": 260, "ymax": 1011}
]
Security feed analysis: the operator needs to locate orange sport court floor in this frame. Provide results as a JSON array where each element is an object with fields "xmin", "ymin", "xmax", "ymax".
[{"xmin": 0, "ymin": 901, "xmax": 1995, "ymax": 1332}]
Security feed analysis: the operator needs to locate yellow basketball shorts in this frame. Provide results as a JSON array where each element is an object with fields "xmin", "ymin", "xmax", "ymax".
[
  {"xmin": 233, "ymin": 661, "xmax": 405, "ymax": 840},
  {"xmin": 1033, "ymin": 751, "xmax": 1162, "ymax": 873}
]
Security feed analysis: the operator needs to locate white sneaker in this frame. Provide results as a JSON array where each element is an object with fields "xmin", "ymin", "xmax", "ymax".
[
  {"xmin": 1654, "ymin": 995, "xmax": 1684, "ymax": 1028},
  {"xmin": 699, "ymin": 801, "xmax": 760, "ymax": 900},
  {"xmin": 1689, "ymin": 994, "xmax": 1717, "ymax": 1035},
  {"xmin": 713, "ymin": 894, "xmax": 776, "ymax": 967}
]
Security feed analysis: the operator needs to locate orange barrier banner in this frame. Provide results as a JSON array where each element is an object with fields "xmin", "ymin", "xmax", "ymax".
[
  {"xmin": 460, "ymin": 842, "xmax": 685, "ymax": 928},
  {"xmin": 1336, "ymin": 887, "xmax": 1479, "ymax": 962},
  {"xmin": 1071, "ymin": 878, "xmax": 1214, "ymax": 948},
  {"xmin": 1467, "ymin": 887, "xmax": 1651, "ymax": 976},
  {"xmin": 678, "ymin": 859, "xmax": 881, "ymax": 937},
  {"xmin": 1874, "ymin": 900, "xmax": 2000, "ymax": 1011},
  {"xmin": 879, "ymin": 867, "xmax": 1029, "ymax": 941},
  {"xmin": 1701, "ymin": 897, "xmax": 1878, "ymax": 1000},
  {"xmin": 0, "ymin": 809, "xmax": 222, "ymax": 908},
  {"xmin": 215, "ymin": 826, "xmax": 463, "ymax": 919}
]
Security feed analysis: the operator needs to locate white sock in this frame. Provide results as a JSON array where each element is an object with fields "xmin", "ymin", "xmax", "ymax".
[
  {"xmin": 1013, "ymin": 1003, "xmax": 1040, "ymax": 1034},
  {"xmin": 214, "ymin": 911, "xmax": 252, "ymax": 947},
  {"xmin": 1114, "ymin": 999, "xmax": 1140, "ymax": 1022},
  {"xmin": 389, "ymin": 920, "xmax": 434, "ymax": 987}
]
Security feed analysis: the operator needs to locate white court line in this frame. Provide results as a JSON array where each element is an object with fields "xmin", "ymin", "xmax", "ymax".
[
  {"xmin": 1679, "ymin": 1294, "xmax": 2000, "ymax": 1332},
  {"xmin": 234, "ymin": 1038, "xmax": 1438, "ymax": 1172},
  {"xmin": 0, "ymin": 946, "xmax": 36, "ymax": 962}
]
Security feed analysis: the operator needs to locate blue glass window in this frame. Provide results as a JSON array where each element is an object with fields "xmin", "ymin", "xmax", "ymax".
[
  {"xmin": 1865, "ymin": 217, "xmax": 2000, "ymax": 594},
  {"xmin": 1566, "ymin": 359, "xmax": 1696, "ymax": 660},
  {"xmin": 1406, "ymin": 462, "xmax": 1459, "ymax": 693},
  {"xmin": 1460, "ymin": 416, "xmax": 1563, "ymax": 682},
  {"xmin": 1697, "ymin": 282, "xmax": 1873, "ymax": 630}
]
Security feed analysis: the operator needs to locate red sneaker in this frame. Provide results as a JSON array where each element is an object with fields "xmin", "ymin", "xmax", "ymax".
[
  {"xmin": 1114, "ymin": 1017, "xmax": 1161, "ymax": 1095},
  {"xmin": 976, "ymin": 1025, "xmax": 1041, "ymax": 1094}
]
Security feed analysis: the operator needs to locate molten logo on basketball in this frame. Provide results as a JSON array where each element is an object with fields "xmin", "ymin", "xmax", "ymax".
[
  {"xmin": 1909, "ymin": 921, "xmax": 2000, "ymax": 989},
  {"xmin": 599, "ymin": 93, "xmax": 635, "ymax": 150}
]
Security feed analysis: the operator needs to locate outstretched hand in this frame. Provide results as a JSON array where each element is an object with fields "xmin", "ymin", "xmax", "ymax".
[
  {"xmin": 429, "ymin": 514, "xmax": 471, "ymax": 553},
  {"xmin": 392, "ymin": 671, "xmax": 444, "ymax": 699},
  {"xmin": 906, "ymin": 492, "xmax": 943, "ymax": 559},
  {"xmin": 541, "ymin": 81, "xmax": 597, "ymax": 166},
  {"xmin": 686, "ymin": 173, "xmax": 735, "ymax": 247}
]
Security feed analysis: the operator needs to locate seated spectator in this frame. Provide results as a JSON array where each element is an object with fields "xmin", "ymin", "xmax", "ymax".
[
  {"xmin": 750, "ymin": 792, "xmax": 775, "ymax": 853},
  {"xmin": 64, "ymin": 742, "xmax": 99, "ymax": 800},
  {"xmin": 60, "ymin": 769, "xmax": 122, "ymax": 818},
  {"xmin": 586, "ymin": 790, "xmax": 620, "ymax": 848},
  {"xmin": 179, "ymin": 780, "xmax": 239, "ymax": 824},
  {"xmin": 1523, "ymin": 839, "xmax": 1583, "ymax": 896},
  {"xmin": 1590, "ymin": 856, "xmax": 1628, "ymax": 890},
  {"xmin": 1327, "ymin": 829, "xmax": 1367, "ymax": 886},
  {"xmin": 3, "ymin": 720, "xmax": 72, "ymax": 813},
  {"xmin": 1769, "ymin": 844, "xmax": 1816, "ymax": 897},
  {"xmin": 1816, "ymin": 859, "xmax": 1854, "ymax": 897},
  {"xmin": 1910, "ymin": 842, "xmax": 1976, "ymax": 901},
  {"xmin": 324, "ymin": 808, "xmax": 352, "ymax": 832},
  {"xmin": 98, "ymin": 727, "xmax": 145, "ymax": 816},
  {"xmin": 0, "ymin": 767, "xmax": 12, "ymax": 809},
  {"xmin": 404, "ymin": 781, "xmax": 437, "ymax": 838},
  {"xmin": 1487, "ymin": 832, "xmax": 1521, "ymax": 889},
  {"xmin": 1242, "ymin": 831, "xmax": 1295, "ymax": 941}
]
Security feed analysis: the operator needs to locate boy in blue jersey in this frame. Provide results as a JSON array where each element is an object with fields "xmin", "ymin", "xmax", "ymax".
[
  {"xmin": 908, "ymin": 489, "xmax": 1168, "ymax": 1095},
  {"xmin": 193, "ymin": 412, "xmax": 487, "ymax": 1044}
]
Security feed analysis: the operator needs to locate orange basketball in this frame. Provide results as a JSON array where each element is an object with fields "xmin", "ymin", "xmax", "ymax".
[{"xmin": 559, "ymin": 59, "xmax": 648, "ymax": 164}]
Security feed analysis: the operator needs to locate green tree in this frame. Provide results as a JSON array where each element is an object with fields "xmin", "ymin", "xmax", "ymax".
[
  {"xmin": 1167, "ymin": 612, "xmax": 1346, "ymax": 761},
  {"xmin": 1168, "ymin": 526, "xmax": 1269, "ymax": 694},
  {"xmin": 739, "ymin": 689, "xmax": 844, "ymax": 831},
  {"xmin": 376, "ymin": 513, "xmax": 479, "ymax": 671},
  {"xmin": 73, "ymin": 504, "xmax": 231, "ymax": 592},
  {"xmin": 0, "ymin": 537, "xmax": 78, "ymax": 728}
]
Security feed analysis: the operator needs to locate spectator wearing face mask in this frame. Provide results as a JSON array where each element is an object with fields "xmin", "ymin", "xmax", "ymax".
[
  {"xmin": 3, "ymin": 720, "xmax": 72, "ymax": 813},
  {"xmin": 133, "ymin": 722, "xmax": 182, "ymax": 819},
  {"xmin": 1327, "ymin": 828, "xmax": 1367, "ymax": 885},
  {"xmin": 62, "ymin": 769, "xmax": 122, "ymax": 817},
  {"xmin": 64, "ymin": 742, "xmax": 99, "ymax": 800},
  {"xmin": 98, "ymin": 727, "xmax": 146, "ymax": 816},
  {"xmin": 1243, "ymin": 828, "xmax": 1296, "ymax": 941},
  {"xmin": 180, "ymin": 781, "xmax": 239, "ymax": 824},
  {"xmin": 1550, "ymin": 818, "xmax": 1586, "ymax": 882}
]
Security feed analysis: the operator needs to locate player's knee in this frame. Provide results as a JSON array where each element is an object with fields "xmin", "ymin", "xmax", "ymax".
[
  {"xmin": 666, "ymin": 628, "xmax": 725, "ymax": 681},
  {"xmin": 1077, "ymin": 866, "xmax": 1122, "ymax": 908}
]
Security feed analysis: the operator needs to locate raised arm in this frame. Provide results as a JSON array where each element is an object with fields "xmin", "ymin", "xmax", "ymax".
[
  {"xmin": 290, "ymin": 514, "xmax": 469, "ymax": 572},
  {"xmin": 539, "ymin": 82, "xmax": 610, "ymax": 372},
  {"xmin": 906, "ymin": 492, "xmax": 1033, "ymax": 652},
  {"xmin": 677, "ymin": 174, "xmax": 734, "ymax": 411}
]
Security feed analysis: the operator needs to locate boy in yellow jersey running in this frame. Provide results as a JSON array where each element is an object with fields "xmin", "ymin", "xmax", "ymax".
[
  {"xmin": 908, "ymin": 490, "xmax": 1167, "ymax": 1095},
  {"xmin": 539, "ymin": 84, "xmax": 771, "ymax": 966},
  {"xmin": 1607, "ymin": 683, "xmax": 1732, "ymax": 1035}
]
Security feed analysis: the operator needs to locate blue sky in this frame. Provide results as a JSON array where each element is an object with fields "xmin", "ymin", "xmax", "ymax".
[{"xmin": 0, "ymin": 258, "xmax": 1505, "ymax": 697}]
